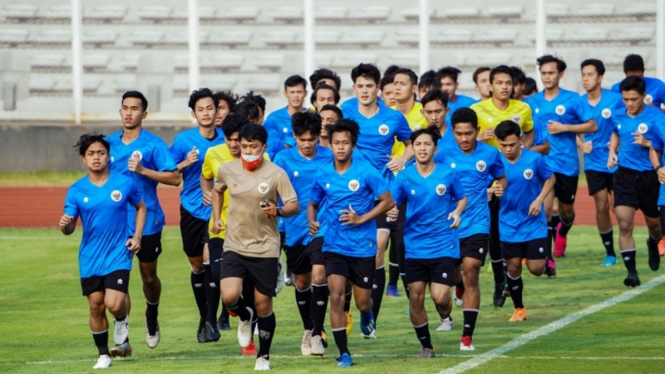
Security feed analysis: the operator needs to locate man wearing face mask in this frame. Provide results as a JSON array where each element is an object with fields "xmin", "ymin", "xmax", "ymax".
[{"xmin": 211, "ymin": 124, "xmax": 299, "ymax": 371}]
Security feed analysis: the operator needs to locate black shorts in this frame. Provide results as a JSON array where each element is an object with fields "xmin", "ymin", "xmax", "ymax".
[
  {"xmin": 305, "ymin": 237, "xmax": 325, "ymax": 266},
  {"xmin": 179, "ymin": 205, "xmax": 208, "ymax": 257},
  {"xmin": 221, "ymin": 251, "xmax": 278, "ymax": 297},
  {"xmin": 81, "ymin": 270, "xmax": 130, "ymax": 296},
  {"xmin": 375, "ymin": 201, "xmax": 397, "ymax": 232},
  {"xmin": 134, "ymin": 232, "xmax": 162, "ymax": 263},
  {"xmin": 459, "ymin": 234, "xmax": 489, "ymax": 265},
  {"xmin": 501, "ymin": 238, "xmax": 548, "ymax": 260},
  {"xmin": 613, "ymin": 167, "xmax": 659, "ymax": 218},
  {"xmin": 554, "ymin": 173, "xmax": 579, "ymax": 205},
  {"xmin": 404, "ymin": 257, "xmax": 456, "ymax": 286},
  {"xmin": 284, "ymin": 244, "xmax": 312, "ymax": 275},
  {"xmin": 324, "ymin": 252, "xmax": 375, "ymax": 289},
  {"xmin": 585, "ymin": 170, "xmax": 614, "ymax": 196}
]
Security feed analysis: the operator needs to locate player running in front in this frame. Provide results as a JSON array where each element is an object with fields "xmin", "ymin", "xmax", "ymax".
[
  {"xmin": 60, "ymin": 133, "xmax": 146, "ymax": 369},
  {"xmin": 391, "ymin": 126, "xmax": 467, "ymax": 358}
]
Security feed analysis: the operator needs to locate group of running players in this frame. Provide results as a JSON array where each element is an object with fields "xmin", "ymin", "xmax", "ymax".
[{"xmin": 60, "ymin": 53, "xmax": 665, "ymax": 370}]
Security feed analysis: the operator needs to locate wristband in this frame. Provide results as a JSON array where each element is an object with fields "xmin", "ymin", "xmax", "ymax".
[{"xmin": 276, "ymin": 207, "xmax": 284, "ymax": 217}]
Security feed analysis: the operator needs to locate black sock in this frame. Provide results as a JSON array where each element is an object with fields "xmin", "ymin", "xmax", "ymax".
[
  {"xmin": 295, "ymin": 287, "xmax": 313, "ymax": 330},
  {"xmin": 506, "ymin": 274, "xmax": 524, "ymax": 309},
  {"xmin": 311, "ymin": 283, "xmax": 328, "ymax": 336},
  {"xmin": 257, "ymin": 312, "xmax": 276, "ymax": 359},
  {"xmin": 92, "ymin": 330, "xmax": 110, "ymax": 356},
  {"xmin": 388, "ymin": 234, "xmax": 399, "ymax": 286},
  {"xmin": 491, "ymin": 260, "xmax": 505, "ymax": 287},
  {"xmin": 559, "ymin": 213, "xmax": 575, "ymax": 237},
  {"xmin": 219, "ymin": 307, "xmax": 229, "ymax": 324},
  {"xmin": 647, "ymin": 236, "xmax": 661, "ymax": 253},
  {"xmin": 344, "ymin": 290, "xmax": 352, "ymax": 313},
  {"xmin": 552, "ymin": 214, "xmax": 561, "ymax": 230},
  {"xmin": 401, "ymin": 276, "xmax": 410, "ymax": 299},
  {"xmin": 600, "ymin": 230, "xmax": 616, "ymax": 257},
  {"xmin": 547, "ymin": 221, "xmax": 555, "ymax": 260},
  {"xmin": 191, "ymin": 270, "xmax": 207, "ymax": 322},
  {"xmin": 333, "ymin": 328, "xmax": 349, "ymax": 356},
  {"xmin": 388, "ymin": 263, "xmax": 400, "ymax": 287},
  {"xmin": 462, "ymin": 309, "xmax": 479, "ymax": 337},
  {"xmin": 146, "ymin": 300, "xmax": 159, "ymax": 334},
  {"xmin": 371, "ymin": 267, "xmax": 385, "ymax": 324},
  {"xmin": 204, "ymin": 264, "xmax": 219, "ymax": 325},
  {"xmin": 621, "ymin": 249, "xmax": 636, "ymax": 272},
  {"xmin": 413, "ymin": 322, "xmax": 433, "ymax": 349},
  {"xmin": 224, "ymin": 297, "xmax": 251, "ymax": 321}
]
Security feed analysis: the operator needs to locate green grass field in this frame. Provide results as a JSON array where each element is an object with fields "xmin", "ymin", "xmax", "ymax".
[{"xmin": 0, "ymin": 226, "xmax": 662, "ymax": 374}]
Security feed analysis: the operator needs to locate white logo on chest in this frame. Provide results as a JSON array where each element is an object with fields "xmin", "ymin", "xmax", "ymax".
[
  {"xmin": 410, "ymin": 189, "xmax": 416, "ymax": 195},
  {"xmin": 293, "ymin": 171, "xmax": 299, "ymax": 177},
  {"xmin": 378, "ymin": 125, "xmax": 389, "ymax": 136},
  {"xmin": 83, "ymin": 197, "xmax": 89, "ymax": 203},
  {"xmin": 601, "ymin": 108, "xmax": 611, "ymax": 119},
  {"xmin": 638, "ymin": 123, "xmax": 648, "ymax": 134},
  {"xmin": 258, "ymin": 183, "xmax": 270, "ymax": 194},
  {"xmin": 476, "ymin": 160, "xmax": 487, "ymax": 172},
  {"xmin": 645, "ymin": 94, "xmax": 654, "ymax": 105},
  {"xmin": 325, "ymin": 183, "xmax": 330, "ymax": 189},
  {"xmin": 131, "ymin": 150, "xmax": 143, "ymax": 160},
  {"xmin": 436, "ymin": 184, "xmax": 447, "ymax": 196},
  {"xmin": 512, "ymin": 114, "xmax": 521, "ymax": 123},
  {"xmin": 450, "ymin": 163, "xmax": 456, "ymax": 169},
  {"xmin": 348, "ymin": 180, "xmax": 360, "ymax": 192},
  {"xmin": 523, "ymin": 169, "xmax": 534, "ymax": 180},
  {"xmin": 110, "ymin": 190, "xmax": 122, "ymax": 202},
  {"xmin": 555, "ymin": 105, "xmax": 566, "ymax": 115}
]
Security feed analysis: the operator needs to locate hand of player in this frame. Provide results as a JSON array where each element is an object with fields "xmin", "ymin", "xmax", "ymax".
[
  {"xmin": 59, "ymin": 214, "xmax": 73, "ymax": 227},
  {"xmin": 340, "ymin": 205, "xmax": 364, "ymax": 226},
  {"xmin": 478, "ymin": 128, "xmax": 495, "ymax": 141},
  {"xmin": 632, "ymin": 132, "xmax": 648, "ymax": 147},
  {"xmin": 528, "ymin": 198, "xmax": 543, "ymax": 216},
  {"xmin": 386, "ymin": 155, "xmax": 405, "ymax": 172},
  {"xmin": 260, "ymin": 200, "xmax": 278, "ymax": 219},
  {"xmin": 492, "ymin": 182, "xmax": 504, "ymax": 197},
  {"xmin": 607, "ymin": 152, "xmax": 618, "ymax": 169},
  {"xmin": 202, "ymin": 189, "xmax": 212, "ymax": 206},
  {"xmin": 657, "ymin": 167, "xmax": 665, "ymax": 184},
  {"xmin": 486, "ymin": 188, "xmax": 494, "ymax": 201},
  {"xmin": 386, "ymin": 206, "xmax": 399, "ymax": 221},
  {"xmin": 128, "ymin": 156, "xmax": 144, "ymax": 175},
  {"xmin": 547, "ymin": 120, "xmax": 566, "ymax": 134},
  {"xmin": 448, "ymin": 211, "xmax": 461, "ymax": 229},
  {"xmin": 126, "ymin": 237, "xmax": 141, "ymax": 254},
  {"xmin": 309, "ymin": 221, "xmax": 320, "ymax": 236},
  {"xmin": 211, "ymin": 219, "xmax": 224, "ymax": 234},
  {"xmin": 186, "ymin": 146, "xmax": 199, "ymax": 166},
  {"xmin": 582, "ymin": 141, "xmax": 593, "ymax": 154}
]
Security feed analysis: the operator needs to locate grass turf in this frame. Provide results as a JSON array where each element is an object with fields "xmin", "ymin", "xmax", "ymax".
[
  {"xmin": 0, "ymin": 171, "xmax": 86, "ymax": 186},
  {"xmin": 0, "ymin": 226, "xmax": 661, "ymax": 373}
]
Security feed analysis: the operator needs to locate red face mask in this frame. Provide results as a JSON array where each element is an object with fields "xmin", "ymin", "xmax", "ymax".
[{"xmin": 241, "ymin": 146, "xmax": 265, "ymax": 171}]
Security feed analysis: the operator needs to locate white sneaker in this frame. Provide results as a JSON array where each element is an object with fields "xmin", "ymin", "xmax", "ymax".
[
  {"xmin": 453, "ymin": 287, "xmax": 463, "ymax": 307},
  {"xmin": 145, "ymin": 322, "xmax": 160, "ymax": 349},
  {"xmin": 301, "ymin": 330, "xmax": 312, "ymax": 356},
  {"xmin": 275, "ymin": 259, "xmax": 286, "ymax": 294},
  {"xmin": 93, "ymin": 354, "xmax": 112, "ymax": 369},
  {"xmin": 238, "ymin": 307, "xmax": 254, "ymax": 348},
  {"xmin": 310, "ymin": 334, "xmax": 326, "ymax": 356},
  {"xmin": 113, "ymin": 316, "xmax": 129, "ymax": 345},
  {"xmin": 254, "ymin": 356, "xmax": 271, "ymax": 371},
  {"xmin": 109, "ymin": 341, "xmax": 132, "ymax": 358},
  {"xmin": 254, "ymin": 323, "xmax": 259, "ymax": 336},
  {"xmin": 436, "ymin": 317, "xmax": 453, "ymax": 332}
]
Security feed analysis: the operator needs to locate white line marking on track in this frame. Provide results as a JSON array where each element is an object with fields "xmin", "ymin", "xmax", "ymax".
[{"xmin": 437, "ymin": 274, "xmax": 665, "ymax": 374}]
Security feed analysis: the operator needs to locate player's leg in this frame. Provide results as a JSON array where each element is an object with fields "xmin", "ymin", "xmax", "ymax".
[
  {"xmin": 489, "ymin": 196, "xmax": 507, "ymax": 307},
  {"xmin": 587, "ymin": 171, "xmax": 616, "ymax": 265},
  {"xmin": 84, "ymin": 282, "xmax": 112, "ymax": 369},
  {"xmin": 344, "ymin": 280, "xmax": 353, "ymax": 335},
  {"xmin": 135, "ymin": 232, "xmax": 163, "ymax": 348},
  {"xmin": 250, "ymin": 255, "xmax": 278, "ymax": 371},
  {"xmin": 103, "ymin": 271, "xmax": 132, "ymax": 358},
  {"xmin": 640, "ymin": 171, "xmax": 662, "ymax": 272},
  {"xmin": 614, "ymin": 205, "xmax": 640, "ymax": 286},
  {"xmin": 554, "ymin": 173, "xmax": 578, "ymax": 257},
  {"xmin": 350, "ymin": 256, "xmax": 376, "ymax": 340},
  {"xmin": 328, "ymin": 272, "xmax": 352, "ymax": 367},
  {"xmin": 387, "ymin": 231, "xmax": 401, "ymax": 297},
  {"xmin": 284, "ymin": 244, "xmax": 314, "ymax": 355},
  {"xmin": 220, "ymin": 252, "xmax": 253, "ymax": 347},
  {"xmin": 525, "ymin": 237, "xmax": 549, "ymax": 277},
  {"xmin": 372, "ymin": 228, "xmax": 389, "ymax": 326},
  {"xmin": 408, "ymin": 280, "xmax": 434, "ymax": 357},
  {"xmin": 503, "ymin": 243, "xmax": 527, "ymax": 322},
  {"xmin": 460, "ymin": 254, "xmax": 483, "ymax": 350},
  {"xmin": 308, "ymin": 238, "xmax": 328, "ymax": 355}
]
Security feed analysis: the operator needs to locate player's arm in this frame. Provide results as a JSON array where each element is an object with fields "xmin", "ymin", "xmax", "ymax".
[
  {"xmin": 59, "ymin": 215, "xmax": 77, "ymax": 235},
  {"xmin": 133, "ymin": 200, "xmax": 147, "ymax": 241},
  {"xmin": 521, "ymin": 129, "xmax": 534, "ymax": 149},
  {"xmin": 129, "ymin": 160, "xmax": 181, "ymax": 186},
  {"xmin": 490, "ymin": 175, "xmax": 508, "ymax": 197},
  {"xmin": 607, "ymin": 132, "xmax": 620, "ymax": 168},
  {"xmin": 649, "ymin": 128, "xmax": 665, "ymax": 183},
  {"xmin": 530, "ymin": 140, "xmax": 550, "ymax": 155},
  {"xmin": 547, "ymin": 118, "xmax": 597, "ymax": 134},
  {"xmin": 340, "ymin": 191, "xmax": 395, "ymax": 226},
  {"xmin": 177, "ymin": 146, "xmax": 199, "ymax": 171},
  {"xmin": 200, "ymin": 173, "xmax": 213, "ymax": 206},
  {"xmin": 211, "ymin": 168, "xmax": 228, "ymax": 234},
  {"xmin": 307, "ymin": 201, "xmax": 320, "ymax": 236},
  {"xmin": 528, "ymin": 174, "xmax": 555, "ymax": 216},
  {"xmin": 277, "ymin": 199, "xmax": 299, "ymax": 217}
]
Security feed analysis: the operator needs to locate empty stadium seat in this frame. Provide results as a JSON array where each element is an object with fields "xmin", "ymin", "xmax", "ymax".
[
  {"xmin": 431, "ymin": 29, "xmax": 473, "ymax": 44},
  {"xmin": 562, "ymin": 28, "xmax": 608, "ymax": 42},
  {"xmin": 338, "ymin": 30, "xmax": 384, "ymax": 46},
  {"xmin": 315, "ymin": 7, "xmax": 348, "ymax": 22},
  {"xmin": 54, "ymin": 76, "xmax": 103, "ymax": 93},
  {"xmin": 394, "ymin": 29, "xmax": 420, "ymax": 46},
  {"xmin": 28, "ymin": 75, "xmax": 57, "ymax": 92},
  {"xmin": 242, "ymin": 75, "xmax": 281, "ymax": 95},
  {"xmin": 315, "ymin": 30, "xmax": 341, "ymax": 46},
  {"xmin": 315, "ymin": 54, "xmax": 333, "ymax": 68},
  {"xmin": 621, "ymin": 3, "xmax": 656, "ymax": 17},
  {"xmin": 331, "ymin": 53, "xmax": 378, "ymax": 68},
  {"xmin": 465, "ymin": 52, "xmax": 512, "ymax": 67},
  {"xmin": 30, "ymin": 54, "xmax": 66, "ymax": 70},
  {"xmin": 473, "ymin": 29, "xmax": 518, "ymax": 44},
  {"xmin": 271, "ymin": 6, "xmax": 303, "ymax": 23},
  {"xmin": 487, "ymin": 6, "xmax": 523, "ymax": 19},
  {"xmin": 138, "ymin": 5, "xmax": 172, "ymax": 21},
  {"xmin": 112, "ymin": 76, "xmax": 137, "ymax": 93},
  {"xmin": 203, "ymin": 76, "xmax": 239, "ymax": 91},
  {"xmin": 383, "ymin": 54, "xmax": 419, "ymax": 70},
  {"xmin": 42, "ymin": 5, "xmax": 71, "ymax": 20},
  {"xmin": 255, "ymin": 54, "xmax": 284, "ymax": 71},
  {"xmin": 203, "ymin": 54, "xmax": 245, "ymax": 71},
  {"xmin": 171, "ymin": 30, "xmax": 209, "ymax": 45},
  {"xmin": 198, "ymin": 6, "xmax": 217, "ymax": 21},
  {"xmin": 2, "ymin": 4, "xmax": 37, "ymax": 18},
  {"xmin": 546, "ymin": 4, "xmax": 569, "ymax": 17},
  {"xmin": 30, "ymin": 29, "xmax": 71, "ymax": 44},
  {"xmin": 117, "ymin": 55, "xmax": 139, "ymax": 71},
  {"xmin": 400, "ymin": 8, "xmax": 433, "ymax": 22},
  {"xmin": 576, "ymin": 4, "xmax": 615, "ymax": 17},
  {"xmin": 0, "ymin": 28, "xmax": 28, "ymax": 43},
  {"xmin": 82, "ymin": 29, "xmax": 119, "ymax": 45},
  {"xmin": 347, "ymin": 6, "xmax": 391, "ymax": 22},
  {"xmin": 435, "ymin": 7, "xmax": 480, "ymax": 20},
  {"xmin": 173, "ymin": 55, "xmax": 190, "ymax": 71},
  {"xmin": 82, "ymin": 55, "xmax": 111, "ymax": 70},
  {"xmin": 84, "ymin": 5, "xmax": 127, "ymax": 22},
  {"xmin": 206, "ymin": 30, "xmax": 252, "ymax": 47},
  {"xmin": 609, "ymin": 27, "xmax": 654, "ymax": 43},
  {"xmin": 262, "ymin": 30, "xmax": 299, "ymax": 48},
  {"xmin": 128, "ymin": 30, "xmax": 165, "ymax": 46},
  {"xmin": 216, "ymin": 7, "xmax": 259, "ymax": 22}
]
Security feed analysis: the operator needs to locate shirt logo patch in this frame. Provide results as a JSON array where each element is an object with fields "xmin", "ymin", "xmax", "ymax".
[
  {"xmin": 195, "ymin": 149, "xmax": 200, "ymax": 155},
  {"xmin": 638, "ymin": 123, "xmax": 648, "ymax": 134},
  {"xmin": 487, "ymin": 117, "xmax": 493, "ymax": 123},
  {"xmin": 413, "ymin": 125, "xmax": 422, "ymax": 131},
  {"xmin": 410, "ymin": 189, "xmax": 416, "ymax": 195},
  {"xmin": 258, "ymin": 183, "xmax": 270, "ymax": 194},
  {"xmin": 479, "ymin": 247, "xmax": 484, "ymax": 254},
  {"xmin": 111, "ymin": 190, "xmax": 123, "ymax": 202},
  {"xmin": 512, "ymin": 114, "xmax": 521, "ymax": 123},
  {"xmin": 110, "ymin": 156, "xmax": 115, "ymax": 162},
  {"xmin": 645, "ymin": 94, "xmax": 653, "ymax": 105},
  {"xmin": 131, "ymin": 150, "xmax": 143, "ymax": 160},
  {"xmin": 436, "ymin": 184, "xmax": 447, "ymax": 196},
  {"xmin": 348, "ymin": 180, "xmax": 360, "ymax": 192},
  {"xmin": 601, "ymin": 108, "xmax": 611, "ymax": 119},
  {"xmin": 325, "ymin": 183, "xmax": 330, "ymax": 189},
  {"xmin": 535, "ymin": 108, "xmax": 540, "ymax": 114},
  {"xmin": 83, "ymin": 197, "xmax": 89, "ymax": 203},
  {"xmin": 293, "ymin": 171, "xmax": 299, "ymax": 177},
  {"xmin": 476, "ymin": 160, "xmax": 486, "ymax": 172},
  {"xmin": 555, "ymin": 105, "xmax": 566, "ymax": 115},
  {"xmin": 617, "ymin": 124, "xmax": 622, "ymax": 130},
  {"xmin": 442, "ymin": 272, "xmax": 448, "ymax": 279},
  {"xmin": 523, "ymin": 169, "xmax": 534, "ymax": 180},
  {"xmin": 450, "ymin": 163, "xmax": 456, "ymax": 169},
  {"xmin": 539, "ymin": 247, "xmax": 544, "ymax": 253},
  {"xmin": 282, "ymin": 127, "xmax": 288, "ymax": 133},
  {"xmin": 117, "ymin": 279, "xmax": 123, "ymax": 285},
  {"xmin": 378, "ymin": 124, "xmax": 389, "ymax": 136}
]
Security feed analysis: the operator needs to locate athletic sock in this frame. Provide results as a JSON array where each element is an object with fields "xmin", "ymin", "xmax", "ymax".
[
  {"xmin": 371, "ymin": 267, "xmax": 386, "ymax": 324},
  {"xmin": 647, "ymin": 236, "xmax": 661, "ymax": 254},
  {"xmin": 599, "ymin": 229, "xmax": 616, "ymax": 257},
  {"xmin": 547, "ymin": 220, "xmax": 555, "ymax": 260},
  {"xmin": 462, "ymin": 309, "xmax": 479, "ymax": 337},
  {"xmin": 401, "ymin": 276, "xmax": 410, "ymax": 299},
  {"xmin": 146, "ymin": 300, "xmax": 159, "ymax": 335},
  {"xmin": 295, "ymin": 287, "xmax": 313, "ymax": 330},
  {"xmin": 219, "ymin": 308, "xmax": 229, "ymax": 324},
  {"xmin": 311, "ymin": 283, "xmax": 328, "ymax": 336},
  {"xmin": 92, "ymin": 330, "xmax": 110, "ymax": 356},
  {"xmin": 388, "ymin": 262, "xmax": 400, "ymax": 287},
  {"xmin": 224, "ymin": 297, "xmax": 251, "ymax": 321},
  {"xmin": 558, "ymin": 213, "xmax": 575, "ymax": 237},
  {"xmin": 333, "ymin": 327, "xmax": 349, "ymax": 356},
  {"xmin": 257, "ymin": 312, "xmax": 276, "ymax": 360},
  {"xmin": 344, "ymin": 290, "xmax": 352, "ymax": 313},
  {"xmin": 413, "ymin": 322, "xmax": 433, "ymax": 349},
  {"xmin": 388, "ymin": 234, "xmax": 400, "ymax": 286},
  {"xmin": 491, "ymin": 260, "xmax": 505, "ymax": 287},
  {"xmin": 551, "ymin": 214, "xmax": 561, "ymax": 230},
  {"xmin": 620, "ymin": 249, "xmax": 637, "ymax": 272},
  {"xmin": 204, "ymin": 263, "xmax": 219, "ymax": 325},
  {"xmin": 191, "ymin": 270, "xmax": 207, "ymax": 322},
  {"xmin": 506, "ymin": 274, "xmax": 524, "ymax": 309}
]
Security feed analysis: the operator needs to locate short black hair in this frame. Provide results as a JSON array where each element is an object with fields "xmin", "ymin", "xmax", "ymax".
[
  {"xmin": 326, "ymin": 119, "xmax": 360, "ymax": 146},
  {"xmin": 351, "ymin": 63, "xmax": 381, "ymax": 84},
  {"xmin": 242, "ymin": 91, "xmax": 266, "ymax": 112},
  {"xmin": 490, "ymin": 65, "xmax": 514, "ymax": 84},
  {"xmin": 380, "ymin": 73, "xmax": 395, "ymax": 89},
  {"xmin": 122, "ymin": 91, "xmax": 148, "ymax": 111},
  {"xmin": 419, "ymin": 70, "xmax": 441, "ymax": 90},
  {"xmin": 309, "ymin": 68, "xmax": 341, "ymax": 90},
  {"xmin": 451, "ymin": 108, "xmax": 479, "ymax": 129},
  {"xmin": 394, "ymin": 68, "xmax": 418, "ymax": 86},
  {"xmin": 580, "ymin": 59, "xmax": 605, "ymax": 76},
  {"xmin": 75, "ymin": 133, "xmax": 110, "ymax": 156},
  {"xmin": 221, "ymin": 114, "xmax": 249, "ymax": 138},
  {"xmin": 213, "ymin": 90, "xmax": 238, "ymax": 110},
  {"xmin": 384, "ymin": 65, "xmax": 400, "ymax": 77},
  {"xmin": 437, "ymin": 66, "xmax": 462, "ymax": 83},
  {"xmin": 623, "ymin": 54, "xmax": 645, "ymax": 73},
  {"xmin": 233, "ymin": 99, "xmax": 262, "ymax": 124},
  {"xmin": 188, "ymin": 88, "xmax": 218, "ymax": 111},
  {"xmin": 537, "ymin": 54, "xmax": 567, "ymax": 73},
  {"xmin": 319, "ymin": 104, "xmax": 343, "ymax": 119},
  {"xmin": 409, "ymin": 125, "xmax": 441, "ymax": 144},
  {"xmin": 510, "ymin": 66, "xmax": 526, "ymax": 84},
  {"xmin": 523, "ymin": 77, "xmax": 537, "ymax": 96},
  {"xmin": 310, "ymin": 83, "xmax": 340, "ymax": 106},
  {"xmin": 239, "ymin": 123, "xmax": 268, "ymax": 145},
  {"xmin": 292, "ymin": 111, "xmax": 322, "ymax": 137},
  {"xmin": 620, "ymin": 76, "xmax": 646, "ymax": 95},
  {"xmin": 420, "ymin": 89, "xmax": 449, "ymax": 108},
  {"xmin": 494, "ymin": 120, "xmax": 521, "ymax": 140},
  {"xmin": 284, "ymin": 75, "xmax": 307, "ymax": 90},
  {"xmin": 472, "ymin": 67, "xmax": 490, "ymax": 84}
]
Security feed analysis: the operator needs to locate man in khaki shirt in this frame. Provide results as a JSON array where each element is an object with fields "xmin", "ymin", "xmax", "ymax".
[{"xmin": 211, "ymin": 124, "xmax": 299, "ymax": 371}]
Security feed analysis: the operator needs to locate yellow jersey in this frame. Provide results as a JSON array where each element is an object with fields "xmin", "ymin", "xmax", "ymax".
[
  {"xmin": 391, "ymin": 102, "xmax": 427, "ymax": 157},
  {"xmin": 471, "ymin": 99, "xmax": 534, "ymax": 149}
]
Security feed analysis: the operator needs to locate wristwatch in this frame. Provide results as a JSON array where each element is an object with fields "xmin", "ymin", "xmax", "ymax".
[{"xmin": 276, "ymin": 207, "xmax": 284, "ymax": 217}]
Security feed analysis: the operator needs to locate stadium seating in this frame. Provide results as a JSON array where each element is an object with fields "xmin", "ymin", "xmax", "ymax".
[
  {"xmin": 262, "ymin": 30, "xmax": 300, "ymax": 49},
  {"xmin": 2, "ymin": 4, "xmax": 38, "ymax": 19},
  {"xmin": 214, "ymin": 7, "xmax": 260, "ymax": 23},
  {"xmin": 0, "ymin": 29, "xmax": 29, "ymax": 45},
  {"xmin": 270, "ymin": 6, "xmax": 303, "ymax": 24},
  {"xmin": 29, "ymin": 29, "xmax": 71, "ymax": 45},
  {"xmin": 83, "ymin": 5, "xmax": 127, "ymax": 22},
  {"xmin": 315, "ymin": 7, "xmax": 348, "ymax": 23},
  {"xmin": 255, "ymin": 54, "xmax": 285, "ymax": 72},
  {"xmin": 394, "ymin": 29, "xmax": 421, "ymax": 47},
  {"xmin": 42, "ymin": 5, "xmax": 72, "ymax": 21},
  {"xmin": 346, "ymin": 6, "xmax": 391, "ymax": 23},
  {"xmin": 82, "ymin": 30, "xmax": 119, "ymax": 47},
  {"xmin": 204, "ymin": 30, "xmax": 252, "ymax": 48}
]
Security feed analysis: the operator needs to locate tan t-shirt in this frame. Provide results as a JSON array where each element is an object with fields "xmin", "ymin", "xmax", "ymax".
[{"xmin": 214, "ymin": 159, "xmax": 297, "ymax": 258}]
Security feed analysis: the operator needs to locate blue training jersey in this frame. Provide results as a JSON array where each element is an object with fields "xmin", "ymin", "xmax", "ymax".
[
  {"xmin": 63, "ymin": 171, "xmax": 143, "ymax": 278},
  {"xmin": 648, "ymin": 118, "xmax": 665, "ymax": 206},
  {"xmin": 612, "ymin": 76, "xmax": 665, "ymax": 109},
  {"xmin": 108, "ymin": 129, "xmax": 177, "ymax": 236},
  {"xmin": 435, "ymin": 142, "xmax": 504, "ymax": 238},
  {"xmin": 612, "ymin": 105, "xmax": 665, "ymax": 172},
  {"xmin": 499, "ymin": 149, "xmax": 552, "ymax": 242},
  {"xmin": 169, "ymin": 127, "xmax": 224, "ymax": 220},
  {"xmin": 273, "ymin": 145, "xmax": 334, "ymax": 246},
  {"xmin": 526, "ymin": 89, "xmax": 593, "ymax": 176},
  {"xmin": 263, "ymin": 106, "xmax": 293, "ymax": 159},
  {"xmin": 446, "ymin": 94, "xmax": 477, "ymax": 125},
  {"xmin": 310, "ymin": 158, "xmax": 389, "ymax": 258},
  {"xmin": 581, "ymin": 89, "xmax": 624, "ymax": 173},
  {"xmin": 342, "ymin": 104, "xmax": 411, "ymax": 181},
  {"xmin": 391, "ymin": 163, "xmax": 465, "ymax": 259}
]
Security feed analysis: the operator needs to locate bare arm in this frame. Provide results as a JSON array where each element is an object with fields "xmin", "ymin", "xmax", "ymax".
[
  {"xmin": 547, "ymin": 118, "xmax": 598, "ymax": 134},
  {"xmin": 141, "ymin": 168, "xmax": 181, "ymax": 186},
  {"xmin": 530, "ymin": 140, "xmax": 550, "ymax": 155},
  {"xmin": 200, "ymin": 173, "xmax": 213, "ymax": 206},
  {"xmin": 59, "ymin": 215, "xmax": 77, "ymax": 235},
  {"xmin": 307, "ymin": 202, "xmax": 320, "ymax": 236},
  {"xmin": 528, "ymin": 174, "xmax": 555, "ymax": 216},
  {"xmin": 340, "ymin": 191, "xmax": 395, "ymax": 226},
  {"xmin": 522, "ymin": 130, "xmax": 534, "ymax": 149},
  {"xmin": 279, "ymin": 199, "xmax": 300, "ymax": 218}
]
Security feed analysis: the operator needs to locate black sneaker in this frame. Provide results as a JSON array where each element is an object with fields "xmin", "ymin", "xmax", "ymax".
[
  {"xmin": 205, "ymin": 321, "xmax": 220, "ymax": 342},
  {"xmin": 647, "ymin": 239, "xmax": 661, "ymax": 271},
  {"xmin": 493, "ymin": 281, "xmax": 507, "ymax": 307},
  {"xmin": 623, "ymin": 271, "xmax": 641, "ymax": 288},
  {"xmin": 218, "ymin": 318, "xmax": 231, "ymax": 331},
  {"xmin": 197, "ymin": 322, "xmax": 209, "ymax": 343}
]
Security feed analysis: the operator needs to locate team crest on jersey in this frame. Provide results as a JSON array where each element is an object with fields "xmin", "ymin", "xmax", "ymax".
[
  {"xmin": 487, "ymin": 117, "xmax": 493, "ymax": 123},
  {"xmin": 293, "ymin": 171, "xmax": 299, "ymax": 177},
  {"xmin": 436, "ymin": 184, "xmax": 446, "ymax": 196},
  {"xmin": 131, "ymin": 150, "xmax": 142, "ymax": 160},
  {"xmin": 111, "ymin": 190, "xmax": 122, "ymax": 202},
  {"xmin": 83, "ymin": 197, "xmax": 89, "ymax": 203},
  {"xmin": 412, "ymin": 125, "xmax": 422, "ymax": 131},
  {"xmin": 645, "ymin": 94, "xmax": 653, "ymax": 105},
  {"xmin": 195, "ymin": 149, "xmax": 200, "ymax": 155},
  {"xmin": 638, "ymin": 123, "xmax": 648, "ymax": 134},
  {"xmin": 258, "ymin": 182, "xmax": 270, "ymax": 194},
  {"xmin": 378, "ymin": 124, "xmax": 389, "ymax": 136},
  {"xmin": 523, "ymin": 169, "xmax": 534, "ymax": 180},
  {"xmin": 476, "ymin": 160, "xmax": 486, "ymax": 172},
  {"xmin": 512, "ymin": 114, "xmax": 521, "ymax": 123},
  {"xmin": 348, "ymin": 180, "xmax": 360, "ymax": 192},
  {"xmin": 555, "ymin": 105, "xmax": 566, "ymax": 115},
  {"xmin": 601, "ymin": 108, "xmax": 611, "ymax": 119}
]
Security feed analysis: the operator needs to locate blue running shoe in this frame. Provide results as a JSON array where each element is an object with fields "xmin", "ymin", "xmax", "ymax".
[
  {"xmin": 386, "ymin": 285, "xmax": 401, "ymax": 297},
  {"xmin": 602, "ymin": 255, "xmax": 617, "ymax": 267},
  {"xmin": 360, "ymin": 311, "xmax": 376, "ymax": 339},
  {"xmin": 336, "ymin": 353, "xmax": 353, "ymax": 368}
]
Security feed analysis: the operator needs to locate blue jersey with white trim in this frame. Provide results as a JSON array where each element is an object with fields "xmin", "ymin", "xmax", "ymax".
[
  {"xmin": 581, "ymin": 89, "xmax": 624, "ymax": 173},
  {"xmin": 612, "ymin": 105, "xmax": 665, "ymax": 172}
]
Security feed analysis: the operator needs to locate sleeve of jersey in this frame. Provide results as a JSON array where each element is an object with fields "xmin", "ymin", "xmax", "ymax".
[
  {"xmin": 213, "ymin": 167, "xmax": 227, "ymax": 193},
  {"xmin": 154, "ymin": 140, "xmax": 178, "ymax": 172},
  {"xmin": 522, "ymin": 105, "xmax": 534, "ymax": 133},
  {"xmin": 390, "ymin": 175, "xmax": 406, "ymax": 205},
  {"xmin": 201, "ymin": 150, "xmax": 214, "ymax": 180},
  {"xmin": 169, "ymin": 136, "xmax": 184, "ymax": 163},
  {"xmin": 366, "ymin": 167, "xmax": 390, "ymax": 197},
  {"xmin": 489, "ymin": 151, "xmax": 506, "ymax": 179},
  {"xmin": 536, "ymin": 155, "xmax": 554, "ymax": 181},
  {"xmin": 272, "ymin": 153, "xmax": 285, "ymax": 170},
  {"xmin": 63, "ymin": 187, "xmax": 79, "ymax": 219},
  {"xmin": 450, "ymin": 171, "xmax": 466, "ymax": 201},
  {"xmin": 310, "ymin": 174, "xmax": 324, "ymax": 205},
  {"xmin": 395, "ymin": 115, "xmax": 412, "ymax": 142},
  {"xmin": 574, "ymin": 96, "xmax": 594, "ymax": 123},
  {"xmin": 652, "ymin": 126, "xmax": 664, "ymax": 151},
  {"xmin": 276, "ymin": 169, "xmax": 298, "ymax": 203},
  {"xmin": 128, "ymin": 179, "xmax": 143, "ymax": 207}
]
